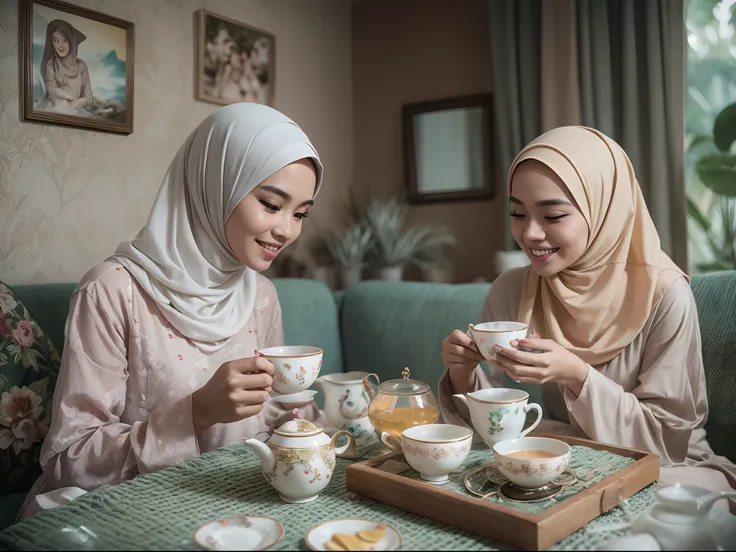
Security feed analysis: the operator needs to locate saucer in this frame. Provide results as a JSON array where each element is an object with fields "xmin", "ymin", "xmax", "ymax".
[
  {"xmin": 304, "ymin": 518, "xmax": 401, "ymax": 551},
  {"xmin": 193, "ymin": 515, "xmax": 284, "ymax": 551},
  {"xmin": 269, "ymin": 389, "xmax": 317, "ymax": 405},
  {"xmin": 499, "ymin": 481, "xmax": 562, "ymax": 502}
]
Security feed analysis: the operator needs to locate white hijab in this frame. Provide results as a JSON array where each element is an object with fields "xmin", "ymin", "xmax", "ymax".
[{"xmin": 110, "ymin": 103, "xmax": 323, "ymax": 343}]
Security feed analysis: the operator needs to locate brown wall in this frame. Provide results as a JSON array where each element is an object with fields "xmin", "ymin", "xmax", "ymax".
[{"xmin": 352, "ymin": 0, "xmax": 507, "ymax": 283}]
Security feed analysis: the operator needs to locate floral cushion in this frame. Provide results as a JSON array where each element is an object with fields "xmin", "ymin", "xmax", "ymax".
[{"xmin": 0, "ymin": 282, "xmax": 61, "ymax": 496}]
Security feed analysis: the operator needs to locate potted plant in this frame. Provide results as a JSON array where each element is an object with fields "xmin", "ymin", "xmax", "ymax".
[
  {"xmin": 688, "ymin": 102, "xmax": 736, "ymax": 271},
  {"xmin": 364, "ymin": 197, "xmax": 456, "ymax": 281},
  {"xmin": 326, "ymin": 223, "xmax": 374, "ymax": 289}
]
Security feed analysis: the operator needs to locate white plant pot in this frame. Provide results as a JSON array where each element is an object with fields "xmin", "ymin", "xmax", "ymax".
[
  {"xmin": 379, "ymin": 266, "xmax": 403, "ymax": 281},
  {"xmin": 494, "ymin": 250, "xmax": 530, "ymax": 275},
  {"xmin": 341, "ymin": 267, "xmax": 362, "ymax": 289}
]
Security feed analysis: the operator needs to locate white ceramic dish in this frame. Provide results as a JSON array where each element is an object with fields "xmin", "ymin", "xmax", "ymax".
[
  {"xmin": 269, "ymin": 389, "xmax": 318, "ymax": 405},
  {"xmin": 193, "ymin": 515, "xmax": 284, "ymax": 551},
  {"xmin": 304, "ymin": 518, "xmax": 401, "ymax": 551}
]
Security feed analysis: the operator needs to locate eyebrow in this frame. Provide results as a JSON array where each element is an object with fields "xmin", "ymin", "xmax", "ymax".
[
  {"xmin": 259, "ymin": 185, "xmax": 314, "ymax": 207},
  {"xmin": 509, "ymin": 195, "xmax": 573, "ymax": 207}
]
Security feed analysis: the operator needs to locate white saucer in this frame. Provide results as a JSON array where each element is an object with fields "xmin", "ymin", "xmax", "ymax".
[
  {"xmin": 193, "ymin": 515, "xmax": 284, "ymax": 551},
  {"xmin": 269, "ymin": 389, "xmax": 317, "ymax": 405},
  {"xmin": 304, "ymin": 518, "xmax": 401, "ymax": 551}
]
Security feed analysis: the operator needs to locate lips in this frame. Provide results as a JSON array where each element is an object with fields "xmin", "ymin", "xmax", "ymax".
[
  {"xmin": 531, "ymin": 248, "xmax": 559, "ymax": 257},
  {"xmin": 256, "ymin": 239, "xmax": 281, "ymax": 252}
]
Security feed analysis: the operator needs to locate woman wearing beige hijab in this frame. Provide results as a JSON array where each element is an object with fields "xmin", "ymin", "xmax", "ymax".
[
  {"xmin": 19, "ymin": 103, "xmax": 325, "ymax": 518},
  {"xmin": 439, "ymin": 126, "xmax": 736, "ymax": 503},
  {"xmin": 38, "ymin": 19, "xmax": 93, "ymax": 116}
]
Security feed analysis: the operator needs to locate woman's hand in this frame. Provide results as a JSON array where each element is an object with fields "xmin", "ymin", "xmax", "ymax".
[
  {"xmin": 491, "ymin": 337, "xmax": 589, "ymax": 395},
  {"xmin": 191, "ymin": 356, "xmax": 274, "ymax": 435},
  {"xmin": 442, "ymin": 329, "xmax": 484, "ymax": 393},
  {"xmin": 442, "ymin": 329, "xmax": 484, "ymax": 372}
]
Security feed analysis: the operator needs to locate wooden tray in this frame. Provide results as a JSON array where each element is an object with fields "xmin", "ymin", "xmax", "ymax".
[{"xmin": 345, "ymin": 432, "xmax": 660, "ymax": 550}]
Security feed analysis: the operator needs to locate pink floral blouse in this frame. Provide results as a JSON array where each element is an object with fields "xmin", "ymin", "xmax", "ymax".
[{"xmin": 38, "ymin": 262, "xmax": 325, "ymax": 491}]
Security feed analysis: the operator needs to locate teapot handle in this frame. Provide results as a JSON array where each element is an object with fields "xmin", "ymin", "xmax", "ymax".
[{"xmin": 330, "ymin": 430, "xmax": 356, "ymax": 459}]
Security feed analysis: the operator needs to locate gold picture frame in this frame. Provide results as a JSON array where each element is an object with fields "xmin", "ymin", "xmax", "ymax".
[
  {"xmin": 19, "ymin": 0, "xmax": 135, "ymax": 135},
  {"xmin": 195, "ymin": 9, "xmax": 275, "ymax": 107}
]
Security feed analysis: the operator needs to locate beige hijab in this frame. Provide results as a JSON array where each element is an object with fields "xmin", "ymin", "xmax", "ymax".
[
  {"xmin": 509, "ymin": 126, "xmax": 687, "ymax": 366},
  {"xmin": 41, "ymin": 20, "xmax": 86, "ymax": 87}
]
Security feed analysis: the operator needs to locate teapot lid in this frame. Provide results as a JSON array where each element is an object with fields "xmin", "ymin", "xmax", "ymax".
[
  {"xmin": 273, "ymin": 419, "xmax": 323, "ymax": 437},
  {"xmin": 378, "ymin": 367, "xmax": 431, "ymax": 396}
]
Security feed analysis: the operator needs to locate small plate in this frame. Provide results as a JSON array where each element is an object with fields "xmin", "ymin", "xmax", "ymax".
[
  {"xmin": 304, "ymin": 518, "xmax": 401, "ymax": 551},
  {"xmin": 269, "ymin": 389, "xmax": 317, "ymax": 405},
  {"xmin": 193, "ymin": 515, "xmax": 284, "ymax": 551}
]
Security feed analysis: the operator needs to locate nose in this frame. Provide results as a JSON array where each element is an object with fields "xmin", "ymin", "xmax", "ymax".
[
  {"xmin": 272, "ymin": 213, "xmax": 295, "ymax": 242},
  {"xmin": 523, "ymin": 219, "xmax": 545, "ymax": 243}
]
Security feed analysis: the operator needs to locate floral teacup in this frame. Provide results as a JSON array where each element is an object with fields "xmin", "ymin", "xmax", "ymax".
[
  {"xmin": 259, "ymin": 346, "xmax": 323, "ymax": 395},
  {"xmin": 381, "ymin": 424, "xmax": 473, "ymax": 484},
  {"xmin": 492, "ymin": 436, "xmax": 571, "ymax": 489}
]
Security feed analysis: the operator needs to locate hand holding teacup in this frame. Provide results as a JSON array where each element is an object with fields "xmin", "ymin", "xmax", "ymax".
[{"xmin": 490, "ymin": 336, "xmax": 589, "ymax": 395}]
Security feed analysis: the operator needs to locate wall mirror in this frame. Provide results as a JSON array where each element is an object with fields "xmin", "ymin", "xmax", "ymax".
[{"xmin": 402, "ymin": 93, "xmax": 495, "ymax": 204}]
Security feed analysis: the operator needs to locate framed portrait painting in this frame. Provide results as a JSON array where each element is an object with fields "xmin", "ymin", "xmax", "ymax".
[
  {"xmin": 19, "ymin": 0, "xmax": 134, "ymax": 134},
  {"xmin": 195, "ymin": 9, "xmax": 275, "ymax": 107}
]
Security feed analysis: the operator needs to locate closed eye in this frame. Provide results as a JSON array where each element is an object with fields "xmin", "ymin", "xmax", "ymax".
[
  {"xmin": 545, "ymin": 214, "xmax": 568, "ymax": 221},
  {"xmin": 509, "ymin": 211, "xmax": 525, "ymax": 219},
  {"xmin": 260, "ymin": 200, "xmax": 279, "ymax": 212}
]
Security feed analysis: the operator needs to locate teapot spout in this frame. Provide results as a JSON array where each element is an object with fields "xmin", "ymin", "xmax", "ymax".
[
  {"xmin": 241, "ymin": 438, "xmax": 275, "ymax": 473},
  {"xmin": 362, "ymin": 373, "xmax": 381, "ymax": 401},
  {"xmin": 699, "ymin": 490, "xmax": 736, "ymax": 513}
]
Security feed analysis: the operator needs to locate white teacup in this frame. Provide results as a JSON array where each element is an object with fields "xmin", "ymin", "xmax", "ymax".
[
  {"xmin": 493, "ymin": 437, "xmax": 571, "ymax": 489},
  {"xmin": 468, "ymin": 322, "xmax": 528, "ymax": 360},
  {"xmin": 258, "ymin": 346, "xmax": 323, "ymax": 395},
  {"xmin": 453, "ymin": 388, "xmax": 542, "ymax": 448},
  {"xmin": 381, "ymin": 424, "xmax": 473, "ymax": 484}
]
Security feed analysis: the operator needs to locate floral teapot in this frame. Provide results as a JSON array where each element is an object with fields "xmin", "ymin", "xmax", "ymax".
[
  {"xmin": 242, "ymin": 420, "xmax": 355, "ymax": 504},
  {"xmin": 595, "ymin": 483, "xmax": 736, "ymax": 551}
]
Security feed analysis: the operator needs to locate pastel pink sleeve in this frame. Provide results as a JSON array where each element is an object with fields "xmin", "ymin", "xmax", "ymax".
[{"xmin": 40, "ymin": 284, "xmax": 199, "ymax": 491}]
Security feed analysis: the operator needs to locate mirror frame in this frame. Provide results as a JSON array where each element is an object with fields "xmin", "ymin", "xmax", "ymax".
[{"xmin": 402, "ymin": 93, "xmax": 496, "ymax": 204}]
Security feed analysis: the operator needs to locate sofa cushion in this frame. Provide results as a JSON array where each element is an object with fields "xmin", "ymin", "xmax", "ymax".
[
  {"xmin": 0, "ymin": 282, "xmax": 61, "ymax": 496},
  {"xmin": 12, "ymin": 284, "xmax": 76, "ymax": 356},
  {"xmin": 692, "ymin": 271, "xmax": 736, "ymax": 463}
]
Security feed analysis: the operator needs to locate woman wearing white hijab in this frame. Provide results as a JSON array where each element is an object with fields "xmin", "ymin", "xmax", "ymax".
[{"xmin": 32, "ymin": 103, "xmax": 325, "ymax": 497}]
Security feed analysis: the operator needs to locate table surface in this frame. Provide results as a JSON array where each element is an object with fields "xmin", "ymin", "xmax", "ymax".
[{"xmin": 0, "ymin": 440, "xmax": 656, "ymax": 551}]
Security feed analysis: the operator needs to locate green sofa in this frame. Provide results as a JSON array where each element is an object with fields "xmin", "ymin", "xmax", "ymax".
[{"xmin": 2, "ymin": 271, "xmax": 734, "ymax": 529}]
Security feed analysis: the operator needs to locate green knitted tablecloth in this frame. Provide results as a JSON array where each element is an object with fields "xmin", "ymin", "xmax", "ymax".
[{"xmin": 0, "ymin": 443, "xmax": 655, "ymax": 551}]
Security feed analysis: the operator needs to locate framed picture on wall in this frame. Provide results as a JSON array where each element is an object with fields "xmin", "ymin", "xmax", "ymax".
[
  {"xmin": 195, "ymin": 9, "xmax": 275, "ymax": 107},
  {"xmin": 19, "ymin": 0, "xmax": 135, "ymax": 134}
]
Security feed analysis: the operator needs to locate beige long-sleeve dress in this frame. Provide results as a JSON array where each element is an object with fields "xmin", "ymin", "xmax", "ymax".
[
  {"xmin": 439, "ymin": 267, "xmax": 736, "ymax": 505},
  {"xmin": 20, "ymin": 262, "xmax": 325, "ymax": 517}
]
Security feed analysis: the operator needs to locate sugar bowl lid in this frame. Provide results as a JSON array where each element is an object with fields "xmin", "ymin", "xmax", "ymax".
[
  {"xmin": 273, "ymin": 419, "xmax": 323, "ymax": 437},
  {"xmin": 377, "ymin": 367, "xmax": 431, "ymax": 396}
]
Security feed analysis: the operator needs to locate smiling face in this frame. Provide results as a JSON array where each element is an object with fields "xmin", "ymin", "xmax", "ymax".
[
  {"xmin": 51, "ymin": 29, "xmax": 70, "ymax": 58},
  {"xmin": 225, "ymin": 159, "xmax": 317, "ymax": 272},
  {"xmin": 509, "ymin": 160, "xmax": 589, "ymax": 277}
]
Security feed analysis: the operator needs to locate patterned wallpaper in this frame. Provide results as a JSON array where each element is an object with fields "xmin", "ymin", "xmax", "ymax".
[{"xmin": 0, "ymin": 0, "xmax": 353, "ymax": 285}]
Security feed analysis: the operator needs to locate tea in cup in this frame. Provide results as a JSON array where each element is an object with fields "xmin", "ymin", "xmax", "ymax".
[
  {"xmin": 258, "ymin": 346, "xmax": 323, "ymax": 395},
  {"xmin": 492, "ymin": 437, "xmax": 571, "ymax": 489},
  {"xmin": 381, "ymin": 424, "xmax": 472, "ymax": 484},
  {"xmin": 467, "ymin": 322, "xmax": 528, "ymax": 360},
  {"xmin": 453, "ymin": 388, "xmax": 542, "ymax": 448}
]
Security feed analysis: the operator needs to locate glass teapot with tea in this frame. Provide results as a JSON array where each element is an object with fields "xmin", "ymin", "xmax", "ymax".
[{"xmin": 362, "ymin": 367, "xmax": 440, "ymax": 439}]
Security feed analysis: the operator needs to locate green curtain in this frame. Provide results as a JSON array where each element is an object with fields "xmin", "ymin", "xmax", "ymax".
[{"xmin": 488, "ymin": 0, "xmax": 543, "ymax": 249}]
